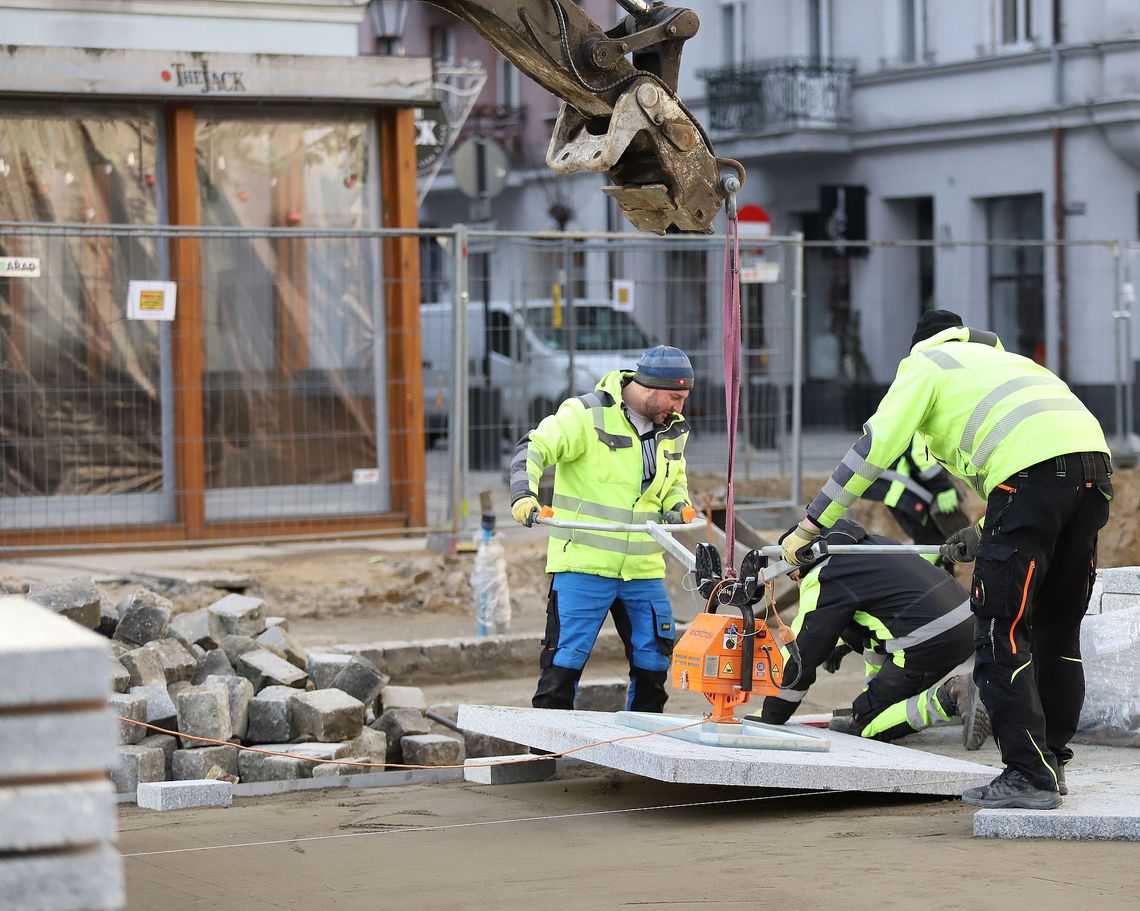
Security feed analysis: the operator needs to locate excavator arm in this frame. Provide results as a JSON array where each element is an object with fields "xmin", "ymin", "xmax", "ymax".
[{"xmin": 423, "ymin": 0, "xmax": 743, "ymax": 233}]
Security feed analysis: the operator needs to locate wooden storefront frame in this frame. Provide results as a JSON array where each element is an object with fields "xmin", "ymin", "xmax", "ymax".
[{"xmin": 0, "ymin": 101, "xmax": 425, "ymax": 551}]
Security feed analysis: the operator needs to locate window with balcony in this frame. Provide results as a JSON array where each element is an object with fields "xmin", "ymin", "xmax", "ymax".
[
  {"xmin": 720, "ymin": 2, "xmax": 747, "ymax": 66},
  {"xmin": 808, "ymin": 0, "xmax": 832, "ymax": 63}
]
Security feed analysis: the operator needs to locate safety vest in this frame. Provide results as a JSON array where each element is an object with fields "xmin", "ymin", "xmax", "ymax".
[
  {"xmin": 809, "ymin": 327, "xmax": 1109, "ymax": 528},
  {"xmin": 511, "ymin": 369, "xmax": 691, "ymax": 580}
]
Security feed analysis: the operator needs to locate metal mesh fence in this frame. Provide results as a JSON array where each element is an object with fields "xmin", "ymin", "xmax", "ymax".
[{"xmin": 3, "ymin": 222, "xmax": 1137, "ymax": 550}]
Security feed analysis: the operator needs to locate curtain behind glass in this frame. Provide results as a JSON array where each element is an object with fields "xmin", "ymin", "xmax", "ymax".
[
  {"xmin": 194, "ymin": 112, "xmax": 379, "ymax": 492},
  {"xmin": 0, "ymin": 106, "xmax": 162, "ymax": 497}
]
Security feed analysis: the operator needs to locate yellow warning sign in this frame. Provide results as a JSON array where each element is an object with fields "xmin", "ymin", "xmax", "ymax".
[
  {"xmin": 720, "ymin": 660, "xmax": 734, "ymax": 676},
  {"xmin": 138, "ymin": 289, "xmax": 166, "ymax": 311}
]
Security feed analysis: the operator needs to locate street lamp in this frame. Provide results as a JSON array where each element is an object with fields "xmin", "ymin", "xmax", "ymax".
[{"xmin": 369, "ymin": 0, "xmax": 410, "ymax": 56}]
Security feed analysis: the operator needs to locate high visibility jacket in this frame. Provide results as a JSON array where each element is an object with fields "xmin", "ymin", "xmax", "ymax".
[
  {"xmin": 808, "ymin": 326, "xmax": 1110, "ymax": 528},
  {"xmin": 510, "ymin": 369, "xmax": 691, "ymax": 580},
  {"xmin": 863, "ymin": 432, "xmax": 956, "ymax": 510},
  {"xmin": 761, "ymin": 521, "xmax": 972, "ymax": 725}
]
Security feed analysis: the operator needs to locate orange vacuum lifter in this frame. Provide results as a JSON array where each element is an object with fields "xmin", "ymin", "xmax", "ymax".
[{"xmin": 671, "ymin": 544, "xmax": 797, "ymax": 723}]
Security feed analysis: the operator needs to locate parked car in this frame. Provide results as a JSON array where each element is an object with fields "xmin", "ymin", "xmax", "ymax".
[{"xmin": 420, "ymin": 298, "xmax": 657, "ymax": 447}]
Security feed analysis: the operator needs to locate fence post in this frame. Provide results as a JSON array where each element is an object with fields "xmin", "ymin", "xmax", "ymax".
[
  {"xmin": 790, "ymin": 231, "xmax": 805, "ymax": 508},
  {"xmin": 1113, "ymin": 242, "xmax": 1140, "ymax": 465},
  {"xmin": 450, "ymin": 223, "xmax": 470, "ymax": 534}
]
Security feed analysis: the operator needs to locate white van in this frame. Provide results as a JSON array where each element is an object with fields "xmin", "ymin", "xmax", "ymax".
[{"xmin": 421, "ymin": 299, "xmax": 657, "ymax": 445}]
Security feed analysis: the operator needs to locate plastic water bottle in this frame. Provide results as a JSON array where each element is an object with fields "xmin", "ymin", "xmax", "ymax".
[{"xmin": 471, "ymin": 510, "xmax": 512, "ymax": 636}]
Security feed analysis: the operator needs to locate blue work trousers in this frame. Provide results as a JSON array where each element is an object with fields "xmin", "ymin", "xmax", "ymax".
[{"xmin": 532, "ymin": 572, "xmax": 675, "ymax": 712}]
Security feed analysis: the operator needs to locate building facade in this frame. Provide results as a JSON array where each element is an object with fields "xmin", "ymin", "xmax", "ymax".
[{"xmin": 407, "ymin": 0, "xmax": 1140, "ymax": 432}]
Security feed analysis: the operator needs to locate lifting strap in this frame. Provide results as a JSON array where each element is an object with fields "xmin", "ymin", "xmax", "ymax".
[{"xmin": 721, "ymin": 192, "xmax": 741, "ymax": 574}]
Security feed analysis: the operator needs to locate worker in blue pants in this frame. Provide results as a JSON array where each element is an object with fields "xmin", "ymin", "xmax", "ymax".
[{"xmin": 536, "ymin": 573, "xmax": 674, "ymax": 711}]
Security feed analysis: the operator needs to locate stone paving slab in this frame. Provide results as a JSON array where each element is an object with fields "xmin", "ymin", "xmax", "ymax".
[
  {"xmin": 137, "ymin": 780, "xmax": 232, "ymax": 811},
  {"xmin": 974, "ymin": 764, "xmax": 1140, "ymax": 841},
  {"xmin": 0, "ymin": 781, "xmax": 117, "ymax": 852},
  {"xmin": 0, "ymin": 709, "xmax": 118, "ymax": 778},
  {"xmin": 456, "ymin": 705, "xmax": 998, "ymax": 796},
  {"xmin": 0, "ymin": 842, "xmax": 123, "ymax": 911},
  {"xmin": 0, "ymin": 596, "xmax": 110, "ymax": 707}
]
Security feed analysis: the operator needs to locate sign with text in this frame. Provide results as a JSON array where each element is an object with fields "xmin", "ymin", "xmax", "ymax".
[
  {"xmin": 612, "ymin": 278, "xmax": 635, "ymax": 312},
  {"xmin": 127, "ymin": 281, "xmax": 177, "ymax": 321},
  {"xmin": 0, "ymin": 257, "xmax": 40, "ymax": 277}
]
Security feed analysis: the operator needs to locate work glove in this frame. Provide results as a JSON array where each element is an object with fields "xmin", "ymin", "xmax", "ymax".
[
  {"xmin": 780, "ymin": 520, "xmax": 820, "ymax": 566},
  {"xmin": 933, "ymin": 488, "xmax": 959, "ymax": 515},
  {"xmin": 663, "ymin": 505, "xmax": 698, "ymax": 525},
  {"xmin": 510, "ymin": 495, "xmax": 540, "ymax": 527},
  {"xmin": 824, "ymin": 644, "xmax": 851, "ymax": 674},
  {"xmin": 940, "ymin": 523, "xmax": 982, "ymax": 564}
]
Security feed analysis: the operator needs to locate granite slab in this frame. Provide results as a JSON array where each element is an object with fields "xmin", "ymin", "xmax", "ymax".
[
  {"xmin": 974, "ymin": 764, "xmax": 1140, "ymax": 840},
  {"xmin": 456, "ymin": 705, "xmax": 998, "ymax": 796}
]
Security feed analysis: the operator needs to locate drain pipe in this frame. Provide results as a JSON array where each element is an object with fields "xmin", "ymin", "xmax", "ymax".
[{"xmin": 1052, "ymin": 0, "xmax": 1067, "ymax": 378}]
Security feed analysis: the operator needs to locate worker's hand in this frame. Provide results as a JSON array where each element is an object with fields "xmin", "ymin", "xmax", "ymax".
[
  {"xmin": 511, "ymin": 495, "xmax": 540, "ymax": 527},
  {"xmin": 663, "ymin": 504, "xmax": 698, "ymax": 525},
  {"xmin": 780, "ymin": 520, "xmax": 820, "ymax": 566},
  {"xmin": 824, "ymin": 644, "xmax": 851, "ymax": 674},
  {"xmin": 940, "ymin": 523, "xmax": 982, "ymax": 563},
  {"xmin": 933, "ymin": 488, "xmax": 959, "ymax": 515}
]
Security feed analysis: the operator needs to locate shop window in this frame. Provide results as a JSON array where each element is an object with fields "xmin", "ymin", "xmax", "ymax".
[{"xmin": 0, "ymin": 105, "xmax": 164, "ymax": 499}]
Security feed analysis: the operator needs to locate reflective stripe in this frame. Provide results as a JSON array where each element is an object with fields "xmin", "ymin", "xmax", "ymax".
[
  {"xmin": 916, "ymin": 462, "xmax": 943, "ymax": 481},
  {"xmin": 550, "ymin": 493, "xmax": 657, "ymax": 524},
  {"xmin": 880, "ymin": 469, "xmax": 934, "ymax": 504},
  {"xmin": 921, "ymin": 348, "xmax": 964, "ymax": 370},
  {"xmin": 1027, "ymin": 729, "xmax": 1059, "ymax": 787},
  {"xmin": 1060, "ymin": 655, "xmax": 1083, "ymax": 664},
  {"xmin": 1011, "ymin": 658, "xmax": 1032, "ymax": 683},
  {"xmin": 885, "ymin": 600, "xmax": 971, "ymax": 653},
  {"xmin": 547, "ymin": 526, "xmax": 662, "ymax": 556},
  {"xmin": 960, "ymin": 377, "xmax": 1064, "ymax": 453},
  {"xmin": 821, "ymin": 478, "xmax": 857, "ymax": 508},
  {"xmin": 778, "ymin": 687, "xmax": 809, "ymax": 704},
  {"xmin": 842, "ymin": 449, "xmax": 885, "ymax": 482},
  {"xmin": 971, "ymin": 400, "xmax": 1088, "ymax": 470},
  {"xmin": 905, "ymin": 694, "xmax": 924, "ymax": 730}
]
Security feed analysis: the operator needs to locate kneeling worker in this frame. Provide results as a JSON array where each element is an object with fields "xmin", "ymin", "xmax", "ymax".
[{"xmin": 759, "ymin": 519, "xmax": 990, "ymax": 747}]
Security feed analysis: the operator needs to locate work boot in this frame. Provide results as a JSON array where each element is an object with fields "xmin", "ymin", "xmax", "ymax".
[
  {"xmin": 1057, "ymin": 763, "xmax": 1068, "ymax": 796},
  {"xmin": 946, "ymin": 674, "xmax": 991, "ymax": 751},
  {"xmin": 961, "ymin": 769, "xmax": 1061, "ymax": 810},
  {"xmin": 827, "ymin": 710, "xmax": 862, "ymax": 736}
]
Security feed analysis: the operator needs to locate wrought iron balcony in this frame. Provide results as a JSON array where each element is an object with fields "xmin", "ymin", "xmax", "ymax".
[
  {"xmin": 459, "ymin": 104, "xmax": 527, "ymax": 157},
  {"xmin": 698, "ymin": 57, "xmax": 856, "ymax": 133}
]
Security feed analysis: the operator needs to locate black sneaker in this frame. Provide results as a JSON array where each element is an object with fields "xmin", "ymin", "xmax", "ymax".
[{"xmin": 961, "ymin": 769, "xmax": 1061, "ymax": 810}]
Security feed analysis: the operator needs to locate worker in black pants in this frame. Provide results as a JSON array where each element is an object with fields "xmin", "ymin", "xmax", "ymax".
[
  {"xmin": 946, "ymin": 452, "xmax": 1111, "ymax": 804},
  {"xmin": 782, "ymin": 309, "xmax": 1113, "ymax": 809}
]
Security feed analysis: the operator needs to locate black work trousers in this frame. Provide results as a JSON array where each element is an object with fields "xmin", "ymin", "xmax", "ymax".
[{"xmin": 970, "ymin": 452, "xmax": 1112, "ymax": 790}]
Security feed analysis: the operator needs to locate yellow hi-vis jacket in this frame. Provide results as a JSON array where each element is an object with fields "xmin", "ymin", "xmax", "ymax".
[
  {"xmin": 808, "ymin": 326, "xmax": 1110, "ymax": 529},
  {"xmin": 510, "ymin": 370, "xmax": 691, "ymax": 579}
]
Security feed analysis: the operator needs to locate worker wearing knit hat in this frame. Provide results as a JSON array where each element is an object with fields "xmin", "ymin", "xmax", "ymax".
[
  {"xmin": 509, "ymin": 343, "xmax": 695, "ymax": 716},
  {"xmin": 633, "ymin": 345, "xmax": 695, "ymax": 390}
]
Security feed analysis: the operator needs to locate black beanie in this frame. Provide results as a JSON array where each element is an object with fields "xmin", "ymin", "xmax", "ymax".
[{"xmin": 911, "ymin": 309, "xmax": 964, "ymax": 348}]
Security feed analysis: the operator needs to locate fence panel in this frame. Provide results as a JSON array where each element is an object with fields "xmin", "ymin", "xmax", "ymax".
[{"xmin": 442, "ymin": 229, "xmax": 805, "ymax": 519}]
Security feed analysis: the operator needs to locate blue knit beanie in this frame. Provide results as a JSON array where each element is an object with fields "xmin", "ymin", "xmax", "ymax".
[{"xmin": 633, "ymin": 345, "xmax": 694, "ymax": 390}]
